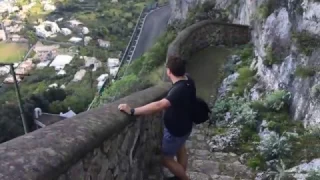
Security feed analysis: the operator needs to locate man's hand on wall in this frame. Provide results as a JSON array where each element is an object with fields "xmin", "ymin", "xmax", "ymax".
[{"xmin": 118, "ymin": 104, "xmax": 131, "ymax": 114}]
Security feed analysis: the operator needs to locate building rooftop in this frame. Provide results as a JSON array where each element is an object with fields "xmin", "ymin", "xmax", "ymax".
[{"xmin": 35, "ymin": 113, "xmax": 66, "ymax": 127}]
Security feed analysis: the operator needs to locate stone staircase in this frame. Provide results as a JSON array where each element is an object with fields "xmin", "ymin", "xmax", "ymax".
[{"xmin": 185, "ymin": 124, "xmax": 255, "ymax": 180}]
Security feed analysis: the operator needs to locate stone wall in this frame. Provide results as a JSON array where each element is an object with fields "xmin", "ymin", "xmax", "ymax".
[
  {"xmin": 167, "ymin": 20, "xmax": 251, "ymax": 61},
  {"xmin": 163, "ymin": 20, "xmax": 251, "ymax": 81},
  {"xmin": 0, "ymin": 83, "xmax": 171, "ymax": 180}
]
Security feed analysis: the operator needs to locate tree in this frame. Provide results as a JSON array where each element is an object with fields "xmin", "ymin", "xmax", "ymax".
[
  {"xmin": 0, "ymin": 104, "xmax": 24, "ymax": 143},
  {"xmin": 43, "ymin": 88, "xmax": 67, "ymax": 103},
  {"xmin": 49, "ymin": 101, "xmax": 66, "ymax": 114}
]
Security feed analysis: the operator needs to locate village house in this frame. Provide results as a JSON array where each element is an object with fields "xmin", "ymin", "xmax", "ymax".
[
  {"xmin": 82, "ymin": 56, "xmax": 102, "ymax": 71},
  {"xmin": 61, "ymin": 28, "xmax": 72, "ymax": 36},
  {"xmin": 82, "ymin": 27, "xmax": 89, "ymax": 35},
  {"xmin": 4, "ymin": 75, "xmax": 21, "ymax": 84},
  {"xmin": 34, "ymin": 41, "xmax": 60, "ymax": 61},
  {"xmin": 15, "ymin": 59, "xmax": 34, "ymax": 75},
  {"xmin": 72, "ymin": 69, "xmax": 86, "ymax": 82},
  {"xmin": 0, "ymin": 66, "xmax": 10, "ymax": 75},
  {"xmin": 6, "ymin": 24, "xmax": 23, "ymax": 34},
  {"xmin": 69, "ymin": 37, "xmax": 82, "ymax": 43},
  {"xmin": 107, "ymin": 58, "xmax": 120, "ymax": 68},
  {"xmin": 35, "ymin": 21, "xmax": 61, "ymax": 38},
  {"xmin": 33, "ymin": 107, "xmax": 76, "ymax": 129},
  {"xmin": 96, "ymin": 74, "xmax": 109, "ymax": 90},
  {"xmin": 68, "ymin": 20, "xmax": 83, "ymax": 28},
  {"xmin": 49, "ymin": 55, "xmax": 73, "ymax": 70},
  {"xmin": 0, "ymin": 30, "xmax": 6, "ymax": 41},
  {"xmin": 84, "ymin": 36, "xmax": 92, "ymax": 46},
  {"xmin": 98, "ymin": 39, "xmax": 110, "ymax": 48}
]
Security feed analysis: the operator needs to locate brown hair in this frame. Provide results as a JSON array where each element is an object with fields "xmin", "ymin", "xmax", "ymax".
[{"xmin": 166, "ymin": 56, "xmax": 186, "ymax": 76}]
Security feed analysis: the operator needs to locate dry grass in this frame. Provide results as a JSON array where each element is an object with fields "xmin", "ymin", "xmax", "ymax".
[{"xmin": 0, "ymin": 43, "xmax": 28, "ymax": 63}]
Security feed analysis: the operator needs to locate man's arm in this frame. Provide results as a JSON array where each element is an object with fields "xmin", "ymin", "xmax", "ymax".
[
  {"xmin": 118, "ymin": 98, "xmax": 171, "ymax": 115},
  {"xmin": 134, "ymin": 98, "xmax": 170, "ymax": 115}
]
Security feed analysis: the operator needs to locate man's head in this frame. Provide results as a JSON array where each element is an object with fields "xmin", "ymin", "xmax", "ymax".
[{"xmin": 166, "ymin": 56, "xmax": 186, "ymax": 80}]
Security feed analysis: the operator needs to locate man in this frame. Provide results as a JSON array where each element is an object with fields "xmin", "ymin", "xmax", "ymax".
[{"xmin": 118, "ymin": 56, "xmax": 196, "ymax": 180}]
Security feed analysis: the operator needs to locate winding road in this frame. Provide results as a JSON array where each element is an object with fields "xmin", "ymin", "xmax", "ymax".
[{"xmin": 131, "ymin": 5, "xmax": 171, "ymax": 61}]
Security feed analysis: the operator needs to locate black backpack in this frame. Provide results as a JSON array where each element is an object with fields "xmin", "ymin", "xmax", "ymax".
[{"xmin": 192, "ymin": 97, "xmax": 211, "ymax": 124}]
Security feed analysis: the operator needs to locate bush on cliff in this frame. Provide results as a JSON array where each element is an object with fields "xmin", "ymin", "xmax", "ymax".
[{"xmin": 229, "ymin": 66, "xmax": 257, "ymax": 96}]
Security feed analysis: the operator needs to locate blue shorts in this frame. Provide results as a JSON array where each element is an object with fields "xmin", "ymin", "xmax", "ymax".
[{"xmin": 162, "ymin": 128, "xmax": 191, "ymax": 157}]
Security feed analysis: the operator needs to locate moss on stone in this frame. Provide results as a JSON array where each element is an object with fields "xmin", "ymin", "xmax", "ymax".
[{"xmin": 295, "ymin": 66, "xmax": 316, "ymax": 78}]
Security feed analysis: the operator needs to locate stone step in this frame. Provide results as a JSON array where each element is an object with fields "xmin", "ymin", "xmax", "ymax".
[
  {"xmin": 188, "ymin": 171, "xmax": 238, "ymax": 180},
  {"xmin": 185, "ymin": 140, "xmax": 208, "ymax": 150},
  {"xmin": 188, "ymin": 159, "xmax": 254, "ymax": 179},
  {"xmin": 188, "ymin": 149, "xmax": 239, "ymax": 163}
]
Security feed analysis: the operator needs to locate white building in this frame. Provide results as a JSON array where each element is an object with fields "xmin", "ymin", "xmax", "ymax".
[
  {"xmin": 98, "ymin": 39, "xmax": 110, "ymax": 48},
  {"xmin": 84, "ymin": 36, "xmax": 92, "ymax": 46},
  {"xmin": 69, "ymin": 37, "xmax": 82, "ymax": 43},
  {"xmin": 97, "ymin": 74, "xmax": 109, "ymax": 82},
  {"xmin": 72, "ymin": 69, "xmax": 86, "ymax": 82},
  {"xmin": 43, "ymin": 4, "xmax": 56, "ymax": 11},
  {"xmin": 37, "ymin": 61, "xmax": 51, "ymax": 69},
  {"xmin": 68, "ymin": 20, "xmax": 83, "ymax": 28},
  {"xmin": 48, "ymin": 83, "xmax": 58, "ymax": 88},
  {"xmin": 82, "ymin": 27, "xmax": 89, "ymax": 35},
  {"xmin": 109, "ymin": 67, "xmax": 119, "ymax": 77},
  {"xmin": 83, "ymin": 56, "xmax": 102, "ymax": 71},
  {"xmin": 0, "ymin": 30, "xmax": 6, "ymax": 41},
  {"xmin": 0, "ymin": 66, "xmax": 10, "ymax": 75},
  {"xmin": 61, "ymin": 28, "xmax": 72, "ymax": 36},
  {"xmin": 35, "ymin": 21, "xmax": 61, "ymax": 38},
  {"xmin": 50, "ymin": 55, "xmax": 73, "ymax": 70},
  {"xmin": 57, "ymin": 69, "xmax": 66, "ymax": 75},
  {"xmin": 107, "ymin": 58, "xmax": 120, "ymax": 68}
]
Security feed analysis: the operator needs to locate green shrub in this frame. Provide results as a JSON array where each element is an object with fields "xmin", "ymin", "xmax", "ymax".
[
  {"xmin": 232, "ymin": 44, "xmax": 255, "ymax": 69},
  {"xmin": 256, "ymin": 0, "xmax": 277, "ymax": 20},
  {"xmin": 264, "ymin": 45, "xmax": 282, "ymax": 66},
  {"xmin": 247, "ymin": 154, "xmax": 266, "ymax": 170},
  {"xmin": 295, "ymin": 66, "xmax": 316, "ymax": 78},
  {"xmin": 288, "ymin": 129, "xmax": 320, "ymax": 167},
  {"xmin": 250, "ymin": 100, "xmax": 268, "ymax": 112},
  {"xmin": 257, "ymin": 131, "xmax": 293, "ymax": 160},
  {"xmin": 240, "ymin": 125, "xmax": 258, "ymax": 144},
  {"xmin": 99, "ymin": 74, "xmax": 151, "ymax": 104},
  {"xmin": 230, "ymin": 67, "xmax": 257, "ymax": 96},
  {"xmin": 307, "ymin": 171, "xmax": 320, "ymax": 180},
  {"xmin": 264, "ymin": 90, "xmax": 291, "ymax": 111},
  {"xmin": 212, "ymin": 96, "xmax": 258, "ymax": 126},
  {"xmin": 293, "ymin": 31, "xmax": 320, "ymax": 56}
]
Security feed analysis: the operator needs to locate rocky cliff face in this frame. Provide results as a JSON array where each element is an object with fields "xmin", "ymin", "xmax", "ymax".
[
  {"xmin": 169, "ymin": 1, "xmax": 320, "ymax": 178},
  {"xmin": 169, "ymin": 0, "xmax": 320, "ymax": 127}
]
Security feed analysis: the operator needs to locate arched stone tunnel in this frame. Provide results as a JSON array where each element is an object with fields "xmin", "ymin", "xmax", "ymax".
[{"xmin": 0, "ymin": 20, "xmax": 250, "ymax": 180}]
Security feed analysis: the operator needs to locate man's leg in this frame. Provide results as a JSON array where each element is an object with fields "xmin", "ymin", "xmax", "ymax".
[
  {"xmin": 162, "ymin": 156, "xmax": 189, "ymax": 180},
  {"xmin": 162, "ymin": 128, "xmax": 189, "ymax": 180},
  {"xmin": 177, "ymin": 144, "xmax": 188, "ymax": 171}
]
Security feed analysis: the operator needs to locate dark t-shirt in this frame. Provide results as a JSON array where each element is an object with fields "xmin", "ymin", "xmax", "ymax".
[{"xmin": 163, "ymin": 75, "xmax": 196, "ymax": 137}]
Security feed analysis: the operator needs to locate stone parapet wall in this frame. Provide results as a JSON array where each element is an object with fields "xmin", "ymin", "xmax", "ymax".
[
  {"xmin": 163, "ymin": 20, "xmax": 250, "ymax": 81},
  {"xmin": 167, "ymin": 20, "xmax": 250, "ymax": 61},
  {"xmin": 0, "ymin": 83, "xmax": 171, "ymax": 180}
]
